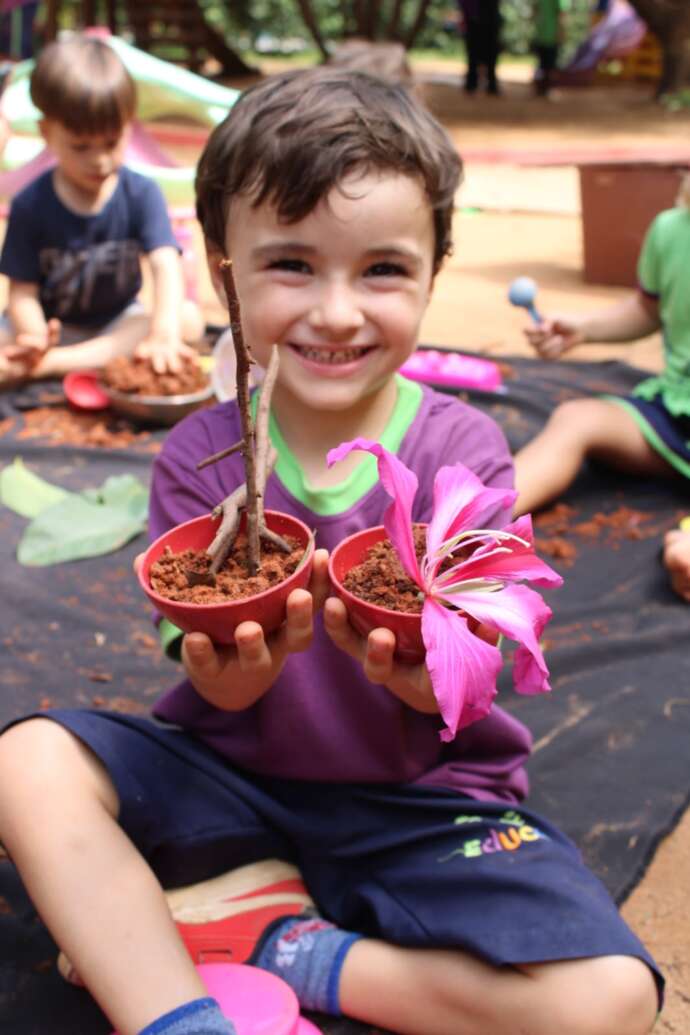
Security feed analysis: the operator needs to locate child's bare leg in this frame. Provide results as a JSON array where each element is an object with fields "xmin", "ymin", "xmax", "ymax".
[
  {"xmin": 663, "ymin": 528, "xmax": 690, "ymax": 601},
  {"xmin": 28, "ymin": 300, "xmax": 205, "ymax": 378},
  {"xmin": 339, "ymin": 938, "xmax": 657, "ymax": 1035},
  {"xmin": 513, "ymin": 398, "xmax": 672, "ymax": 516},
  {"xmin": 0, "ymin": 718, "xmax": 208, "ymax": 1035}
]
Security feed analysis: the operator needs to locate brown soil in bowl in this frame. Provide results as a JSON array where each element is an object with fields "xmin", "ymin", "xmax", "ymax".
[
  {"xmin": 103, "ymin": 354, "xmax": 208, "ymax": 397},
  {"xmin": 150, "ymin": 532, "xmax": 306, "ymax": 604},
  {"xmin": 343, "ymin": 526, "xmax": 468, "ymax": 614}
]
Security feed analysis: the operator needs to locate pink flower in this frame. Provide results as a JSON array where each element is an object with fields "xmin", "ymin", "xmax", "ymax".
[{"xmin": 327, "ymin": 439, "xmax": 563, "ymax": 741}]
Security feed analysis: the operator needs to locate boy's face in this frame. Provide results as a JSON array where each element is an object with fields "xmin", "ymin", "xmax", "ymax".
[
  {"xmin": 214, "ymin": 170, "xmax": 435, "ymax": 416},
  {"xmin": 40, "ymin": 118, "xmax": 129, "ymax": 200}
]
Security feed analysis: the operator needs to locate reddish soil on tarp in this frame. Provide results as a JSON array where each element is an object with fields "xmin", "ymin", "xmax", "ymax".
[
  {"xmin": 150, "ymin": 532, "xmax": 305, "ymax": 604},
  {"xmin": 534, "ymin": 503, "xmax": 658, "ymax": 566},
  {"xmin": 0, "ymin": 405, "xmax": 156, "ymax": 449},
  {"xmin": 103, "ymin": 353, "xmax": 208, "ymax": 397}
]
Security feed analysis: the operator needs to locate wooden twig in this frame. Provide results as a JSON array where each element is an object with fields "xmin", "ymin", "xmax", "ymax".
[
  {"xmin": 254, "ymin": 347, "xmax": 291, "ymax": 554},
  {"xmin": 208, "ymin": 483, "xmax": 247, "ymax": 576},
  {"xmin": 196, "ymin": 440, "xmax": 243, "ymax": 471},
  {"xmin": 219, "ymin": 258, "xmax": 261, "ymax": 575},
  {"xmin": 186, "ymin": 266, "xmax": 288, "ymax": 588}
]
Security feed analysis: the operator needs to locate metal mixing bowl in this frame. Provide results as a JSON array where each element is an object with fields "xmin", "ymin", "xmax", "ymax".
[{"xmin": 99, "ymin": 380, "xmax": 216, "ymax": 426}]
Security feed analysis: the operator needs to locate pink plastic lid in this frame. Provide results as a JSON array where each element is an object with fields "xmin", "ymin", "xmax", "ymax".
[{"xmin": 111, "ymin": 962, "xmax": 322, "ymax": 1035}]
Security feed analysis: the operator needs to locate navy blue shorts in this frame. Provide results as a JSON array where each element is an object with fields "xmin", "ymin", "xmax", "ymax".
[
  {"xmin": 610, "ymin": 394, "xmax": 690, "ymax": 478},
  {"xmin": 17, "ymin": 709, "xmax": 661, "ymax": 990}
]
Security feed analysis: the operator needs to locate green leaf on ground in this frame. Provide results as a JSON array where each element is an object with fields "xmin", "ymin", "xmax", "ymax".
[{"xmin": 0, "ymin": 458, "xmax": 69, "ymax": 518}]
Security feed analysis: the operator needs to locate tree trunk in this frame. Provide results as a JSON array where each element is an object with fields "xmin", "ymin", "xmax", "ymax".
[
  {"xmin": 200, "ymin": 19, "xmax": 256, "ymax": 76},
  {"xmin": 293, "ymin": 0, "xmax": 330, "ymax": 58},
  {"xmin": 656, "ymin": 29, "xmax": 690, "ymax": 95},
  {"xmin": 404, "ymin": 0, "xmax": 434, "ymax": 49},
  {"xmin": 626, "ymin": 0, "xmax": 690, "ymax": 94}
]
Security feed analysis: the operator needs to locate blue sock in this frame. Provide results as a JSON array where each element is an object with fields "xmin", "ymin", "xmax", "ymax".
[
  {"xmin": 255, "ymin": 915, "xmax": 361, "ymax": 1015},
  {"xmin": 138, "ymin": 997, "xmax": 237, "ymax": 1035}
]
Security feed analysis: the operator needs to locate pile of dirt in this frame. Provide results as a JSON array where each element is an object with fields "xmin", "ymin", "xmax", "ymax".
[
  {"xmin": 534, "ymin": 502, "xmax": 656, "ymax": 566},
  {"xmin": 103, "ymin": 354, "xmax": 208, "ymax": 397},
  {"xmin": 150, "ymin": 533, "xmax": 305, "ymax": 604}
]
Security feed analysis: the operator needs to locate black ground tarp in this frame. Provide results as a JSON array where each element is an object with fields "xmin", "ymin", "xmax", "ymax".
[{"xmin": 1, "ymin": 354, "xmax": 689, "ymax": 1035}]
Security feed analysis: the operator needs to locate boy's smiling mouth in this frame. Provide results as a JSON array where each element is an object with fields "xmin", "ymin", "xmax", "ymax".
[{"xmin": 289, "ymin": 344, "xmax": 377, "ymax": 365}]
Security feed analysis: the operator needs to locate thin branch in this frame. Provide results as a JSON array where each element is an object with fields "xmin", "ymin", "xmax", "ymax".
[
  {"xmin": 219, "ymin": 258, "xmax": 261, "ymax": 575},
  {"xmin": 196, "ymin": 440, "xmax": 243, "ymax": 471}
]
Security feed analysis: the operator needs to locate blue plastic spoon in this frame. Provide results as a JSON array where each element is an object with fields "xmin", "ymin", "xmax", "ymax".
[{"xmin": 508, "ymin": 276, "xmax": 543, "ymax": 324}]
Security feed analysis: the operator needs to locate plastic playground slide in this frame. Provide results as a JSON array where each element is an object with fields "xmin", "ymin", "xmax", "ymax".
[
  {"xmin": 563, "ymin": 0, "xmax": 646, "ymax": 74},
  {"xmin": 0, "ymin": 30, "xmax": 240, "ymax": 205}
]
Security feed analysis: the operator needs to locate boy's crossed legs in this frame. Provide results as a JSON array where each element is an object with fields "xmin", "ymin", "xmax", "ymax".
[{"xmin": 0, "ymin": 714, "xmax": 659, "ymax": 1035}]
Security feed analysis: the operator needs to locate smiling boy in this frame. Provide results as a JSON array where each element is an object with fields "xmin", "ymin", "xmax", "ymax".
[
  {"xmin": 0, "ymin": 34, "xmax": 203, "ymax": 385},
  {"xmin": 0, "ymin": 68, "xmax": 660, "ymax": 1035}
]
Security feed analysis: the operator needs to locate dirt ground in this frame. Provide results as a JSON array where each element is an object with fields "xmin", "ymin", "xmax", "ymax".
[{"xmin": 3, "ymin": 54, "xmax": 689, "ymax": 1030}]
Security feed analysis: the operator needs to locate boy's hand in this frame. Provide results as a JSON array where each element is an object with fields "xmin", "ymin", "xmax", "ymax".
[
  {"xmin": 663, "ymin": 529, "xmax": 690, "ymax": 602},
  {"xmin": 134, "ymin": 548, "xmax": 330, "ymax": 707},
  {"xmin": 323, "ymin": 596, "xmax": 498, "ymax": 714},
  {"xmin": 135, "ymin": 334, "xmax": 196, "ymax": 374},
  {"xmin": 525, "ymin": 315, "xmax": 586, "ymax": 360},
  {"xmin": 4, "ymin": 318, "xmax": 61, "ymax": 371}
]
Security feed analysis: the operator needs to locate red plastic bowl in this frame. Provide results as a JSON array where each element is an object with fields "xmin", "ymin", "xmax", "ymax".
[
  {"xmin": 328, "ymin": 525, "xmax": 425, "ymax": 664},
  {"xmin": 139, "ymin": 510, "xmax": 314, "ymax": 645}
]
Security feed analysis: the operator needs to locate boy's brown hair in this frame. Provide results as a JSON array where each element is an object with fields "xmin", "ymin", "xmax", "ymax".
[
  {"xmin": 196, "ymin": 67, "xmax": 462, "ymax": 273},
  {"xmin": 30, "ymin": 34, "xmax": 136, "ymax": 136}
]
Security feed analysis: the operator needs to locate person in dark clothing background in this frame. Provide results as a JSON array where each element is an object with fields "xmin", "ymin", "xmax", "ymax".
[{"xmin": 458, "ymin": 0, "xmax": 503, "ymax": 94}]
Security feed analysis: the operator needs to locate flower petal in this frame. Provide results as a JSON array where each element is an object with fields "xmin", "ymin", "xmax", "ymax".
[
  {"xmin": 444, "ymin": 518, "xmax": 563, "ymax": 589},
  {"xmin": 435, "ymin": 583, "xmax": 553, "ymax": 696},
  {"xmin": 422, "ymin": 598, "xmax": 501, "ymax": 741},
  {"xmin": 426, "ymin": 463, "xmax": 516, "ymax": 575},
  {"xmin": 327, "ymin": 438, "xmax": 421, "ymax": 584}
]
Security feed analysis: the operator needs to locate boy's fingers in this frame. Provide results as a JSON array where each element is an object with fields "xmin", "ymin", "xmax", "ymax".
[
  {"xmin": 181, "ymin": 632, "xmax": 221, "ymax": 679},
  {"xmin": 323, "ymin": 596, "xmax": 365, "ymax": 661},
  {"xmin": 283, "ymin": 589, "xmax": 314, "ymax": 653},
  {"xmin": 309, "ymin": 549, "xmax": 330, "ymax": 610},
  {"xmin": 132, "ymin": 552, "xmax": 144, "ymax": 575},
  {"xmin": 233, "ymin": 620, "xmax": 272, "ymax": 673},
  {"xmin": 363, "ymin": 628, "xmax": 396, "ymax": 684}
]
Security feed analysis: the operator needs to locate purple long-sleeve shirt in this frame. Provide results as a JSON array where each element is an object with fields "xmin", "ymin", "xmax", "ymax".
[{"xmin": 151, "ymin": 385, "xmax": 532, "ymax": 802}]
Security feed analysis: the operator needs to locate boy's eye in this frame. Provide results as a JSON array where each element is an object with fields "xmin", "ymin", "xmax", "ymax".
[
  {"xmin": 365, "ymin": 261, "xmax": 408, "ymax": 278},
  {"xmin": 267, "ymin": 258, "xmax": 311, "ymax": 274}
]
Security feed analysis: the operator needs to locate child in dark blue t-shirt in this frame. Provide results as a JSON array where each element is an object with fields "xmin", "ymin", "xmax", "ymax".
[{"xmin": 0, "ymin": 34, "xmax": 204, "ymax": 385}]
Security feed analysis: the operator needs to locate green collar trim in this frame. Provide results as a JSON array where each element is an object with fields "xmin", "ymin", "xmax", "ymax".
[{"xmin": 251, "ymin": 375, "xmax": 423, "ymax": 516}]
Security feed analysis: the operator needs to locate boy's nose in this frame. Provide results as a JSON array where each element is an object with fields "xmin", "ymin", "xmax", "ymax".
[{"xmin": 308, "ymin": 283, "xmax": 365, "ymax": 337}]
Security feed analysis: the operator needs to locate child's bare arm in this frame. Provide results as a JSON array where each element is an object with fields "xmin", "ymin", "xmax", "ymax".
[
  {"xmin": 136, "ymin": 246, "xmax": 194, "ymax": 373},
  {"xmin": 180, "ymin": 549, "xmax": 330, "ymax": 710},
  {"xmin": 526, "ymin": 292, "xmax": 661, "ymax": 361}
]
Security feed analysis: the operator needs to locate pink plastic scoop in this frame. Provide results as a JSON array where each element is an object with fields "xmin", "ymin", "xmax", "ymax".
[{"xmin": 62, "ymin": 370, "xmax": 110, "ymax": 411}]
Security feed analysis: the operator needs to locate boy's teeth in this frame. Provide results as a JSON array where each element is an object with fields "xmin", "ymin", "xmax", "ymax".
[{"xmin": 294, "ymin": 345, "xmax": 369, "ymax": 364}]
